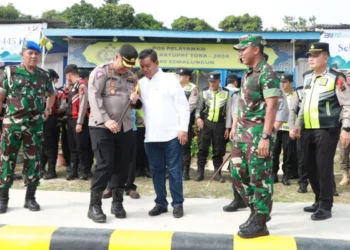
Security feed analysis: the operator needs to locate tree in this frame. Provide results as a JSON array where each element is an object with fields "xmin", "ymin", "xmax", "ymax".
[
  {"xmin": 219, "ymin": 14, "xmax": 262, "ymax": 31},
  {"xmin": 96, "ymin": 4, "xmax": 135, "ymax": 29},
  {"xmin": 282, "ymin": 16, "xmax": 316, "ymax": 31},
  {"xmin": 171, "ymin": 16, "xmax": 215, "ymax": 31},
  {"xmin": 62, "ymin": 0, "xmax": 99, "ymax": 28},
  {"xmin": 0, "ymin": 3, "xmax": 21, "ymax": 19},
  {"xmin": 134, "ymin": 13, "xmax": 165, "ymax": 30},
  {"xmin": 103, "ymin": 0, "xmax": 119, "ymax": 4},
  {"xmin": 41, "ymin": 10, "xmax": 65, "ymax": 21}
]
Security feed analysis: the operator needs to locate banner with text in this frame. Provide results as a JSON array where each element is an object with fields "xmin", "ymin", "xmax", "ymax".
[
  {"xmin": 0, "ymin": 23, "xmax": 44, "ymax": 63},
  {"xmin": 68, "ymin": 40, "xmax": 293, "ymax": 71},
  {"xmin": 321, "ymin": 29, "xmax": 350, "ymax": 69}
]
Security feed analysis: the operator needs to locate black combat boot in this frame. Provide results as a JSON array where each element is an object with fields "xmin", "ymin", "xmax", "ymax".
[
  {"xmin": 194, "ymin": 166, "xmax": 204, "ymax": 182},
  {"xmin": 214, "ymin": 167, "xmax": 225, "ymax": 183},
  {"xmin": 66, "ymin": 164, "xmax": 78, "ymax": 180},
  {"xmin": 43, "ymin": 163, "xmax": 57, "ymax": 180},
  {"xmin": 223, "ymin": 191, "xmax": 247, "ymax": 212},
  {"xmin": 24, "ymin": 185, "xmax": 40, "ymax": 211},
  {"xmin": 182, "ymin": 166, "xmax": 190, "ymax": 181},
  {"xmin": 79, "ymin": 166, "xmax": 89, "ymax": 181},
  {"xmin": 240, "ymin": 204, "xmax": 271, "ymax": 230},
  {"xmin": 39, "ymin": 163, "xmax": 47, "ymax": 178},
  {"xmin": 0, "ymin": 188, "xmax": 9, "ymax": 214},
  {"xmin": 238, "ymin": 213, "xmax": 269, "ymax": 238},
  {"xmin": 111, "ymin": 188, "xmax": 126, "ymax": 218},
  {"xmin": 88, "ymin": 190, "xmax": 106, "ymax": 223}
]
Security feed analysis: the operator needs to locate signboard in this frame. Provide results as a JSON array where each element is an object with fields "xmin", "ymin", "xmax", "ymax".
[
  {"xmin": 0, "ymin": 23, "xmax": 44, "ymax": 63},
  {"xmin": 321, "ymin": 29, "xmax": 350, "ymax": 69},
  {"xmin": 68, "ymin": 40, "xmax": 293, "ymax": 71}
]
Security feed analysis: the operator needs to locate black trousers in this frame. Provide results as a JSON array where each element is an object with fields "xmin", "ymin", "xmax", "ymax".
[
  {"xmin": 182, "ymin": 121, "xmax": 194, "ymax": 169},
  {"xmin": 136, "ymin": 127, "xmax": 149, "ymax": 172},
  {"xmin": 197, "ymin": 120, "xmax": 226, "ymax": 171},
  {"xmin": 297, "ymin": 130, "xmax": 308, "ymax": 186},
  {"xmin": 272, "ymin": 130, "xmax": 297, "ymax": 179},
  {"xmin": 67, "ymin": 117, "xmax": 93, "ymax": 171},
  {"xmin": 126, "ymin": 130, "xmax": 137, "ymax": 192},
  {"xmin": 40, "ymin": 115, "xmax": 60, "ymax": 168},
  {"xmin": 90, "ymin": 127, "xmax": 134, "ymax": 191},
  {"xmin": 60, "ymin": 120, "xmax": 71, "ymax": 166},
  {"xmin": 304, "ymin": 128, "xmax": 339, "ymax": 210}
]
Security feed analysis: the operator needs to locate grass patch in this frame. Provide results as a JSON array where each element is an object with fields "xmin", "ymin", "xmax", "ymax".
[{"xmin": 12, "ymin": 153, "xmax": 350, "ymax": 204}]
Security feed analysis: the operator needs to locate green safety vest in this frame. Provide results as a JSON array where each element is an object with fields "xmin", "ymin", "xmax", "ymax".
[
  {"xmin": 136, "ymin": 109, "xmax": 145, "ymax": 128},
  {"xmin": 200, "ymin": 87, "xmax": 229, "ymax": 123},
  {"xmin": 303, "ymin": 69, "xmax": 341, "ymax": 129}
]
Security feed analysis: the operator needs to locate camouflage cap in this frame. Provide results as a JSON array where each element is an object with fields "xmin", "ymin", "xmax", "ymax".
[{"xmin": 233, "ymin": 35, "xmax": 267, "ymax": 50}]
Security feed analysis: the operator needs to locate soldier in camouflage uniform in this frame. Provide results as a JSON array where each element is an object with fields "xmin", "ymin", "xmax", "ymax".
[
  {"xmin": 0, "ymin": 41, "xmax": 56, "ymax": 214},
  {"xmin": 230, "ymin": 35, "xmax": 281, "ymax": 238}
]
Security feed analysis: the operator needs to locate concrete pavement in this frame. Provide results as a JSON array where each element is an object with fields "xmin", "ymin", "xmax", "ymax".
[{"xmin": 1, "ymin": 189, "xmax": 350, "ymax": 240}]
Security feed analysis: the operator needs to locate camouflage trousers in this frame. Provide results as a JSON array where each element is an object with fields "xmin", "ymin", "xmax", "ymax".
[
  {"xmin": 0, "ymin": 121, "xmax": 43, "ymax": 189},
  {"xmin": 230, "ymin": 140, "xmax": 274, "ymax": 215}
]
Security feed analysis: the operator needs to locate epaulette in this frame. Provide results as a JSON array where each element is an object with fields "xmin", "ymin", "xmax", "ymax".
[
  {"xmin": 329, "ymin": 68, "xmax": 346, "ymax": 79},
  {"xmin": 302, "ymin": 69, "xmax": 313, "ymax": 78}
]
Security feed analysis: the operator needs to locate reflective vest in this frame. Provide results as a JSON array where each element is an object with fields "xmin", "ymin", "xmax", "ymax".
[
  {"xmin": 200, "ymin": 87, "xmax": 229, "ymax": 123},
  {"xmin": 303, "ymin": 69, "xmax": 341, "ymax": 129},
  {"xmin": 280, "ymin": 91, "xmax": 294, "ymax": 131},
  {"xmin": 183, "ymin": 82, "xmax": 197, "ymax": 100},
  {"xmin": 136, "ymin": 109, "xmax": 145, "ymax": 128}
]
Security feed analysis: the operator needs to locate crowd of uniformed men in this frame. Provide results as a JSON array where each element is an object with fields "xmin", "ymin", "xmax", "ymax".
[{"xmin": 0, "ymin": 35, "xmax": 350, "ymax": 239}]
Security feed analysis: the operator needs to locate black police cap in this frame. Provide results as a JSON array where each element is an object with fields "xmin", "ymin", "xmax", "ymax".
[
  {"xmin": 64, "ymin": 64, "xmax": 78, "ymax": 74},
  {"xmin": 281, "ymin": 74, "xmax": 293, "ymax": 82},
  {"xmin": 208, "ymin": 72, "xmax": 220, "ymax": 81},
  {"xmin": 48, "ymin": 69, "xmax": 59, "ymax": 79},
  {"xmin": 306, "ymin": 42, "xmax": 330, "ymax": 56},
  {"xmin": 177, "ymin": 68, "xmax": 193, "ymax": 76},
  {"xmin": 119, "ymin": 44, "xmax": 138, "ymax": 67}
]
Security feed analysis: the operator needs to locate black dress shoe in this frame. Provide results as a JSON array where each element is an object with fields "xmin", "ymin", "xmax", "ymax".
[
  {"xmin": 194, "ymin": 175, "xmax": 204, "ymax": 182},
  {"xmin": 304, "ymin": 202, "xmax": 319, "ymax": 213},
  {"xmin": 311, "ymin": 208, "xmax": 332, "ymax": 221},
  {"xmin": 148, "ymin": 205, "xmax": 168, "ymax": 216},
  {"xmin": 173, "ymin": 207, "xmax": 184, "ymax": 218},
  {"xmin": 298, "ymin": 185, "xmax": 307, "ymax": 193},
  {"xmin": 282, "ymin": 178, "xmax": 291, "ymax": 186}
]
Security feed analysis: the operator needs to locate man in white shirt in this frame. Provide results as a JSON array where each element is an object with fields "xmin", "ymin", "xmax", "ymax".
[{"xmin": 138, "ymin": 49, "xmax": 190, "ymax": 218}]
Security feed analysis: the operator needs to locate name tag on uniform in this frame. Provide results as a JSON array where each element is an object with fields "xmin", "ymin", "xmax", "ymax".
[
  {"xmin": 304, "ymin": 78, "xmax": 312, "ymax": 89},
  {"xmin": 318, "ymin": 78, "xmax": 328, "ymax": 86}
]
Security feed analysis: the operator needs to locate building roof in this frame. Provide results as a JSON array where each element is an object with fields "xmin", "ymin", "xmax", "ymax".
[
  {"xmin": 316, "ymin": 24, "xmax": 350, "ymax": 29},
  {"xmin": 43, "ymin": 28, "xmax": 321, "ymax": 43},
  {"xmin": 0, "ymin": 19, "xmax": 68, "ymax": 28}
]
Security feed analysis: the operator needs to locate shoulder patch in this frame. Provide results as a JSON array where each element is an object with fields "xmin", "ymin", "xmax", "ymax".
[
  {"xmin": 79, "ymin": 86, "xmax": 85, "ymax": 95},
  {"xmin": 96, "ymin": 70, "xmax": 105, "ymax": 79},
  {"xmin": 193, "ymin": 87, "xmax": 198, "ymax": 96},
  {"xmin": 336, "ymin": 77, "xmax": 346, "ymax": 92}
]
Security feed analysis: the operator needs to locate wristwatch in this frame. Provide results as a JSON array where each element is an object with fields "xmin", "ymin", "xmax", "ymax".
[
  {"xmin": 261, "ymin": 132, "xmax": 271, "ymax": 139},
  {"xmin": 342, "ymin": 127, "xmax": 350, "ymax": 132}
]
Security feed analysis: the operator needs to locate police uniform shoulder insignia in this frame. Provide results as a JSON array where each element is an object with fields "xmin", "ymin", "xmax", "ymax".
[
  {"xmin": 336, "ymin": 77, "xmax": 346, "ymax": 92},
  {"xmin": 110, "ymin": 89, "xmax": 116, "ymax": 94},
  {"xmin": 96, "ymin": 70, "xmax": 105, "ymax": 79},
  {"xmin": 193, "ymin": 87, "xmax": 198, "ymax": 96},
  {"xmin": 110, "ymin": 81, "xmax": 115, "ymax": 87}
]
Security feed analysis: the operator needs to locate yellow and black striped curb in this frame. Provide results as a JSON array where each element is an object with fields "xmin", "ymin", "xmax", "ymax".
[{"xmin": 0, "ymin": 224, "xmax": 350, "ymax": 250}]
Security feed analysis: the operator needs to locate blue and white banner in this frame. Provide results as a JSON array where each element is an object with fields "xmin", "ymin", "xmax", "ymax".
[
  {"xmin": 0, "ymin": 23, "xmax": 44, "ymax": 63},
  {"xmin": 320, "ymin": 29, "xmax": 350, "ymax": 69}
]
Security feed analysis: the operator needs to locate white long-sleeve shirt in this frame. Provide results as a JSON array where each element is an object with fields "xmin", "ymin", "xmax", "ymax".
[{"xmin": 139, "ymin": 68, "xmax": 190, "ymax": 143}]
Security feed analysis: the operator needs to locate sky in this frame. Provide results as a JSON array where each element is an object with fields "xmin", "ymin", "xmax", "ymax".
[{"xmin": 3, "ymin": 0, "xmax": 350, "ymax": 29}]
